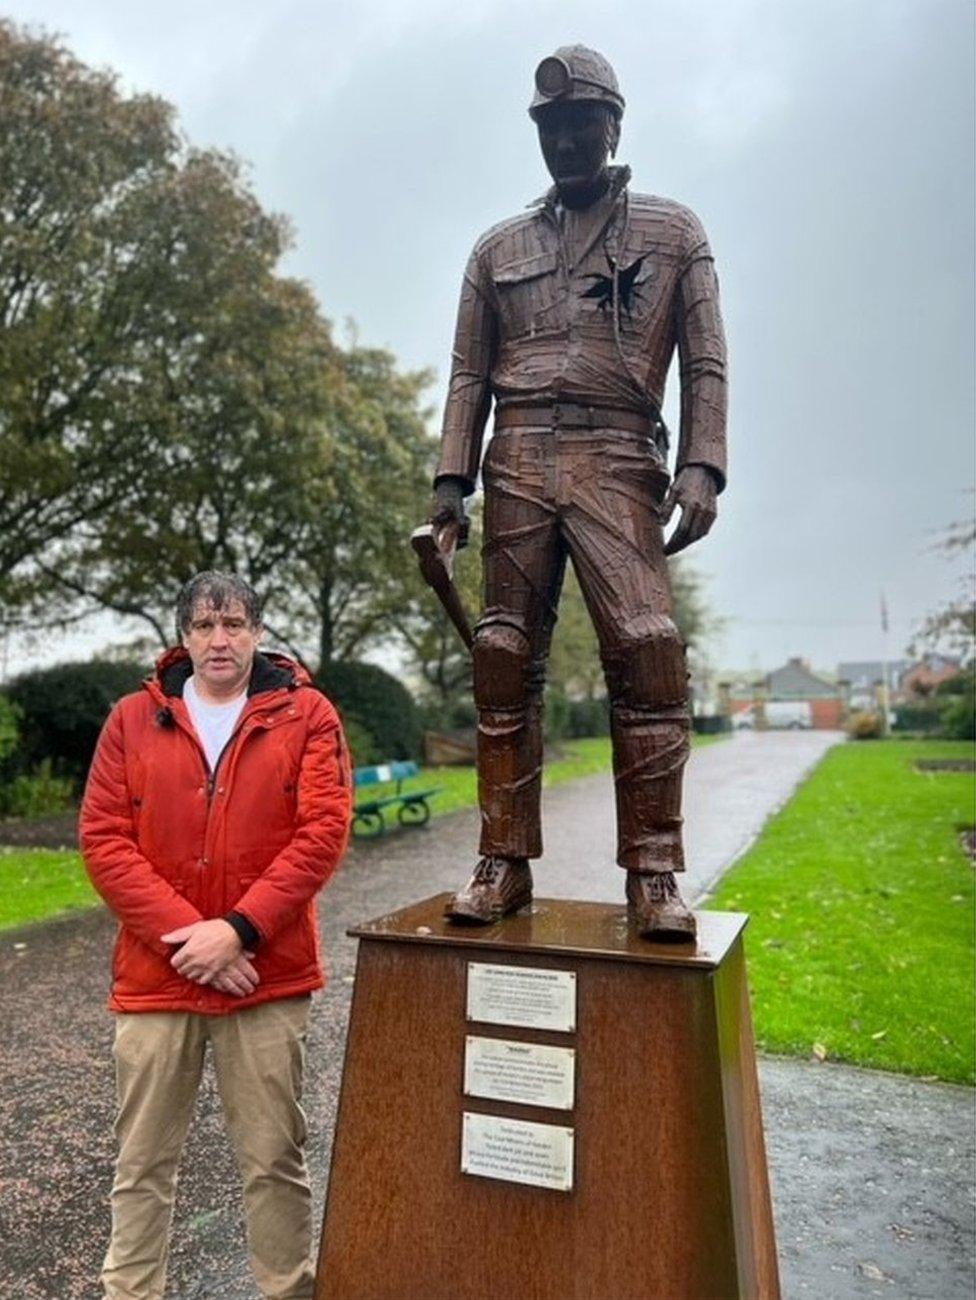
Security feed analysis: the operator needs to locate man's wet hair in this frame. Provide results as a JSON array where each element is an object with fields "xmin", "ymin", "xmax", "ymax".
[{"xmin": 176, "ymin": 572, "xmax": 264, "ymax": 637}]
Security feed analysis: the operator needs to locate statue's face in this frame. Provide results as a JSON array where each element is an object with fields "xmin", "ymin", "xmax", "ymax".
[{"xmin": 536, "ymin": 100, "xmax": 618, "ymax": 202}]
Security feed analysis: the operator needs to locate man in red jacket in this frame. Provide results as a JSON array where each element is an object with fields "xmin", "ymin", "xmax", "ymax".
[{"xmin": 81, "ymin": 571, "xmax": 352, "ymax": 1300}]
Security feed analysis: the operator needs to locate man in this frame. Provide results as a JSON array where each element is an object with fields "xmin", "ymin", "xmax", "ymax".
[
  {"xmin": 434, "ymin": 46, "xmax": 727, "ymax": 939},
  {"xmin": 80, "ymin": 571, "xmax": 351, "ymax": 1300}
]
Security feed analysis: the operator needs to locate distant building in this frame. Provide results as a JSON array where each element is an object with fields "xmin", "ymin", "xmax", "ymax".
[
  {"xmin": 836, "ymin": 655, "xmax": 962, "ymax": 712},
  {"xmin": 766, "ymin": 657, "xmax": 835, "ymax": 700},
  {"xmin": 763, "ymin": 657, "xmax": 843, "ymax": 729},
  {"xmin": 837, "ymin": 659, "xmax": 911, "ymax": 712},
  {"xmin": 900, "ymin": 654, "xmax": 962, "ymax": 699}
]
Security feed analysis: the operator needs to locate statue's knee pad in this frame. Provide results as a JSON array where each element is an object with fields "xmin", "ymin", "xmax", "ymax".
[
  {"xmin": 613, "ymin": 617, "xmax": 688, "ymax": 710},
  {"xmin": 473, "ymin": 622, "xmax": 531, "ymax": 710}
]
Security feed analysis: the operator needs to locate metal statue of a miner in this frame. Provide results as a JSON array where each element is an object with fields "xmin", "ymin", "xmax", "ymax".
[{"xmin": 430, "ymin": 46, "xmax": 728, "ymax": 941}]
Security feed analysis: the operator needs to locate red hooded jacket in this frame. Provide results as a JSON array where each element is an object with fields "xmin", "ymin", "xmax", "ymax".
[{"xmin": 80, "ymin": 648, "xmax": 352, "ymax": 1014}]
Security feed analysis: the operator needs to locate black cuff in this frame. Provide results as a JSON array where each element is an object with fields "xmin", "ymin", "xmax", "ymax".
[
  {"xmin": 225, "ymin": 911, "xmax": 261, "ymax": 949},
  {"xmin": 432, "ymin": 471, "xmax": 474, "ymax": 495}
]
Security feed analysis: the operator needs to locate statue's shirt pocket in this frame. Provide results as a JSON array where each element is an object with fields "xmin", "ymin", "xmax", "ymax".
[{"xmin": 491, "ymin": 250, "xmax": 559, "ymax": 337}]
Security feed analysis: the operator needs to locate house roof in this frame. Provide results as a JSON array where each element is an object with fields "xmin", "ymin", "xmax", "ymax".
[
  {"xmin": 837, "ymin": 660, "xmax": 911, "ymax": 690},
  {"xmin": 904, "ymin": 654, "xmax": 961, "ymax": 677},
  {"xmin": 766, "ymin": 657, "xmax": 837, "ymax": 700}
]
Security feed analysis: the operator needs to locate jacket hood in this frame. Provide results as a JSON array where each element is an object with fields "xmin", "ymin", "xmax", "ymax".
[{"xmin": 149, "ymin": 647, "xmax": 313, "ymax": 700}]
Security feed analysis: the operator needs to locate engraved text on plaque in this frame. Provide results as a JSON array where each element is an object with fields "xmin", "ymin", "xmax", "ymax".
[
  {"xmin": 461, "ymin": 1112, "xmax": 574, "ymax": 1191},
  {"xmin": 464, "ymin": 1036, "xmax": 576, "ymax": 1110},
  {"xmin": 466, "ymin": 963, "xmax": 576, "ymax": 1032}
]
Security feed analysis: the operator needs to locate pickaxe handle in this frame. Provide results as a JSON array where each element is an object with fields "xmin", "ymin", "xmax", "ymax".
[{"xmin": 410, "ymin": 523, "xmax": 474, "ymax": 651}]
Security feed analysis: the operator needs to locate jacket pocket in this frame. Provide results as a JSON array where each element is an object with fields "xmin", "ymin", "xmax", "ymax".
[
  {"xmin": 254, "ymin": 904, "xmax": 319, "ymax": 987},
  {"xmin": 112, "ymin": 929, "xmax": 185, "ymax": 999},
  {"xmin": 492, "ymin": 250, "xmax": 558, "ymax": 285},
  {"xmin": 491, "ymin": 250, "xmax": 559, "ymax": 337}
]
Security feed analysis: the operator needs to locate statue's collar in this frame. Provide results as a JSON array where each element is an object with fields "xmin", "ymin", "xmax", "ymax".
[{"xmin": 529, "ymin": 164, "xmax": 632, "ymax": 216}]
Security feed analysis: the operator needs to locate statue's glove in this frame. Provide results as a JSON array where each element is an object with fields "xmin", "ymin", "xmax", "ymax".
[
  {"xmin": 431, "ymin": 477, "xmax": 468, "ymax": 549},
  {"xmin": 663, "ymin": 465, "xmax": 719, "ymax": 556}
]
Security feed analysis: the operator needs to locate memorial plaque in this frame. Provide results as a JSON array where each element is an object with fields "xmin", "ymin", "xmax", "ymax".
[
  {"xmin": 466, "ymin": 962, "xmax": 576, "ymax": 1032},
  {"xmin": 461, "ymin": 1111, "xmax": 575, "ymax": 1192},
  {"xmin": 464, "ymin": 1035, "xmax": 576, "ymax": 1111}
]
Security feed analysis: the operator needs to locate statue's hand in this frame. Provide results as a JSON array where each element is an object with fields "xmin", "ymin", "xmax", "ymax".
[
  {"xmin": 663, "ymin": 465, "xmax": 718, "ymax": 556},
  {"xmin": 430, "ymin": 476, "xmax": 467, "ymax": 554}
]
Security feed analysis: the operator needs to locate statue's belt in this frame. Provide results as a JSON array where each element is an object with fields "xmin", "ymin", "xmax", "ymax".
[{"xmin": 494, "ymin": 401, "xmax": 652, "ymax": 436}]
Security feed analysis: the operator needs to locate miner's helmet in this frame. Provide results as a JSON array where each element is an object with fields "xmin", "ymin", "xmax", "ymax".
[{"xmin": 528, "ymin": 45, "xmax": 625, "ymax": 121}]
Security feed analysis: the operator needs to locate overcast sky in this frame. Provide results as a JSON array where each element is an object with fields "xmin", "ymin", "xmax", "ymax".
[{"xmin": 5, "ymin": 0, "xmax": 975, "ymax": 675}]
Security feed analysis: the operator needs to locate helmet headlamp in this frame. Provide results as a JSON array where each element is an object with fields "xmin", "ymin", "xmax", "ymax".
[
  {"xmin": 534, "ymin": 55, "xmax": 572, "ymax": 101},
  {"xmin": 528, "ymin": 46, "xmax": 624, "ymax": 121}
]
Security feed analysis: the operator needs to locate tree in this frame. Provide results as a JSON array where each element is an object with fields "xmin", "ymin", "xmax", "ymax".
[
  {"xmin": 272, "ymin": 343, "xmax": 437, "ymax": 668},
  {"xmin": 0, "ymin": 20, "xmax": 180, "ymax": 605},
  {"xmin": 1, "ymin": 22, "xmax": 438, "ymax": 668},
  {"xmin": 910, "ymin": 507, "xmax": 975, "ymax": 664},
  {"xmin": 28, "ymin": 180, "xmax": 333, "ymax": 641}
]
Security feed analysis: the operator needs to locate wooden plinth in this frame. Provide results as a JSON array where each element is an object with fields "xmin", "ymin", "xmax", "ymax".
[{"xmin": 316, "ymin": 895, "xmax": 780, "ymax": 1300}]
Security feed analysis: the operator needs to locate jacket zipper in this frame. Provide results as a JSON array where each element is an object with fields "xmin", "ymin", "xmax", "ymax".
[
  {"xmin": 161, "ymin": 691, "xmax": 292, "ymax": 837},
  {"xmin": 206, "ymin": 725, "xmax": 244, "ymax": 805}
]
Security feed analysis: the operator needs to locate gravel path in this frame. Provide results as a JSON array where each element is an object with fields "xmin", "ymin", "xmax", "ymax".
[{"xmin": 1, "ymin": 734, "xmax": 972, "ymax": 1299}]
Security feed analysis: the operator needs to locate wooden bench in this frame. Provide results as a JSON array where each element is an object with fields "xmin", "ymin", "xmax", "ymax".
[{"xmin": 352, "ymin": 761, "xmax": 441, "ymax": 838}]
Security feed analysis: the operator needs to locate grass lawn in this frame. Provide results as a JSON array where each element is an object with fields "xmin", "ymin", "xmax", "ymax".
[
  {"xmin": 0, "ymin": 846, "xmax": 98, "ymax": 931},
  {"xmin": 706, "ymin": 739, "xmax": 976, "ymax": 1085},
  {"xmin": 0, "ymin": 732, "xmax": 725, "ymax": 932},
  {"xmin": 373, "ymin": 731, "xmax": 723, "ymax": 819}
]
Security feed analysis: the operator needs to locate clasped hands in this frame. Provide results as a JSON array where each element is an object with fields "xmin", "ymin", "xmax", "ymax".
[{"xmin": 160, "ymin": 919, "xmax": 259, "ymax": 999}]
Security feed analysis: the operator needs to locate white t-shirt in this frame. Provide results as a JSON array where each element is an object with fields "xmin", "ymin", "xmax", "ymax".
[{"xmin": 183, "ymin": 675, "xmax": 248, "ymax": 774}]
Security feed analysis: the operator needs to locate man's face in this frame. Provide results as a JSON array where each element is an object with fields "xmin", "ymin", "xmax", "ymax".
[
  {"xmin": 181, "ymin": 599, "xmax": 261, "ymax": 698},
  {"xmin": 536, "ymin": 100, "xmax": 616, "ymax": 200}
]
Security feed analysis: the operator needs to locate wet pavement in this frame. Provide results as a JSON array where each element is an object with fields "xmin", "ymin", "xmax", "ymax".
[
  {"xmin": 1, "ymin": 733, "xmax": 973, "ymax": 1299},
  {"xmin": 536, "ymin": 728, "xmax": 841, "ymax": 904}
]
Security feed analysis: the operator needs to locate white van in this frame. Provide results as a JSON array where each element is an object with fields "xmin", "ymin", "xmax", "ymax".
[{"xmin": 765, "ymin": 701, "xmax": 813, "ymax": 730}]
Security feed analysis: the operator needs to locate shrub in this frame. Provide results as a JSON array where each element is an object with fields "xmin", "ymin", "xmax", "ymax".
[
  {"xmin": 544, "ymin": 688, "xmax": 570, "ymax": 742},
  {"xmin": 0, "ymin": 695, "xmax": 20, "ymax": 765},
  {"xmin": 5, "ymin": 660, "xmax": 148, "ymax": 785},
  {"xmin": 935, "ymin": 670, "xmax": 971, "ymax": 698},
  {"xmin": 693, "ymin": 713, "xmax": 732, "ymax": 736},
  {"xmin": 566, "ymin": 696, "xmax": 611, "ymax": 738},
  {"xmin": 939, "ymin": 689, "xmax": 975, "ymax": 741},
  {"xmin": 417, "ymin": 697, "xmax": 477, "ymax": 734},
  {"xmin": 342, "ymin": 716, "xmax": 381, "ymax": 768},
  {"xmin": 892, "ymin": 702, "xmax": 943, "ymax": 734},
  {"xmin": 1, "ymin": 759, "xmax": 75, "ymax": 817},
  {"xmin": 848, "ymin": 711, "xmax": 884, "ymax": 740},
  {"xmin": 317, "ymin": 660, "xmax": 422, "ymax": 762}
]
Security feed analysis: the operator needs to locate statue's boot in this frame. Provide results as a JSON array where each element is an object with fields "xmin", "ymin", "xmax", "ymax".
[
  {"xmin": 626, "ymin": 870, "xmax": 697, "ymax": 942},
  {"xmin": 445, "ymin": 856, "xmax": 533, "ymax": 924}
]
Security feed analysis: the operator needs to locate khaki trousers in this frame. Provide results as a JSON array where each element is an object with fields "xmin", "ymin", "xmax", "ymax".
[{"xmin": 102, "ymin": 997, "xmax": 314, "ymax": 1300}]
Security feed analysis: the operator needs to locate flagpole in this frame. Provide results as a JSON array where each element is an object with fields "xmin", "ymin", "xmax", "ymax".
[{"xmin": 880, "ymin": 591, "xmax": 891, "ymax": 736}]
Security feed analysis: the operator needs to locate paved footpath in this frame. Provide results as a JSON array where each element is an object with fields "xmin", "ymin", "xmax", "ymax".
[
  {"xmin": 536, "ymin": 729, "xmax": 840, "ymax": 904},
  {"xmin": 0, "ymin": 734, "xmax": 973, "ymax": 1299}
]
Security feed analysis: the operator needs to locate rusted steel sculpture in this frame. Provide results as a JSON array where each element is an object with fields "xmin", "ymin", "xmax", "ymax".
[{"xmin": 430, "ymin": 46, "xmax": 728, "ymax": 940}]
